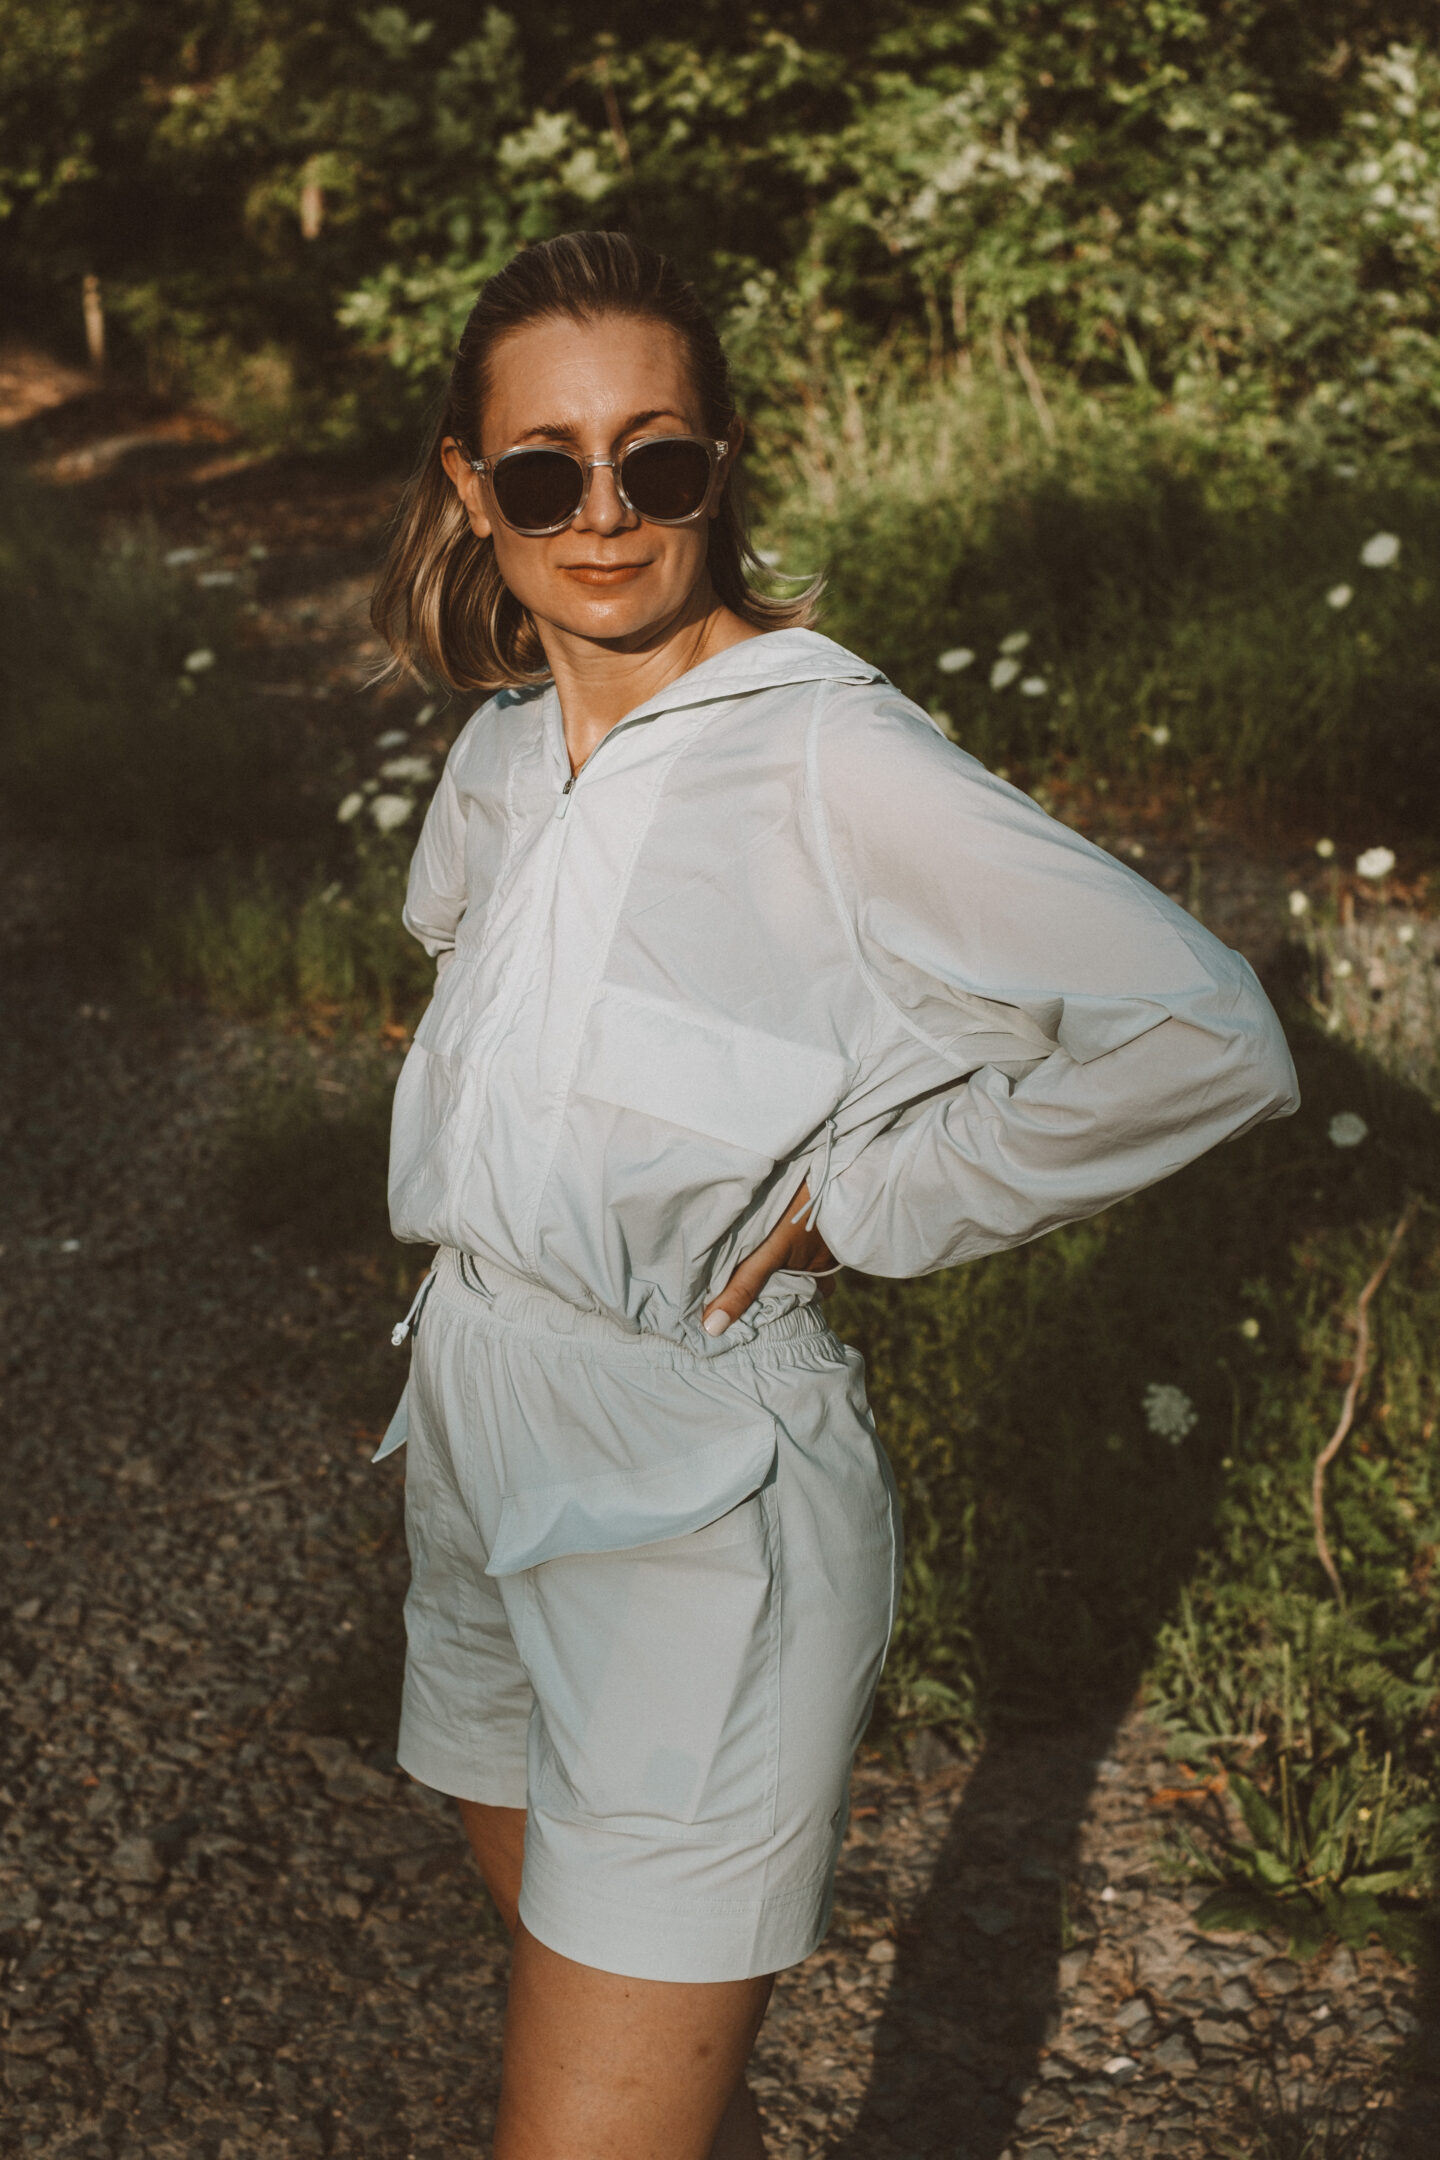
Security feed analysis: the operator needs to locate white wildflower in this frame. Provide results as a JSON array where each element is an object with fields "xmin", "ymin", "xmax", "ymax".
[
  {"xmin": 375, "ymin": 729, "xmax": 408, "ymax": 749},
  {"xmin": 336, "ymin": 792, "xmax": 364, "ymax": 824},
  {"xmin": 1239, "ymin": 1318, "xmax": 1261, "ymax": 1341},
  {"xmin": 164, "ymin": 546, "xmax": 206, "ymax": 569},
  {"xmin": 1328, "ymin": 1111, "xmax": 1369, "ymax": 1148},
  {"xmin": 1019, "ymin": 675, "xmax": 1048, "ymax": 697},
  {"xmin": 196, "ymin": 569, "xmax": 239, "ymax": 588},
  {"xmin": 1360, "ymin": 532, "xmax": 1400, "ymax": 568},
  {"xmin": 1397, "ymin": 922, "xmax": 1416, "ymax": 945},
  {"xmin": 1288, "ymin": 889, "xmax": 1310, "ymax": 917},
  {"xmin": 1333, "ymin": 958, "xmax": 1354, "ymax": 978},
  {"xmin": 1143, "ymin": 1383, "xmax": 1197, "ymax": 1444},
  {"xmin": 414, "ymin": 702, "xmax": 437, "ymax": 728},
  {"xmin": 1315, "ymin": 837, "xmax": 1336, "ymax": 859},
  {"xmin": 370, "ymin": 793, "xmax": 414, "ymax": 835},
  {"xmin": 1148, "ymin": 724, "xmax": 1171, "ymax": 747},
  {"xmin": 379, "ymin": 755, "xmax": 434, "ymax": 783},
  {"xmin": 182, "ymin": 648, "xmax": 216, "ymax": 673},
  {"xmin": 247, "ymin": 542, "xmax": 269, "ymax": 562},
  {"xmin": 938, "ymin": 647, "xmax": 976, "ymax": 674},
  {"xmin": 999, "ymin": 630, "xmax": 1031, "ymax": 655},
  {"xmin": 1356, "ymin": 846, "xmax": 1395, "ymax": 879},
  {"xmin": 990, "ymin": 656, "xmax": 1022, "ymax": 691},
  {"xmin": 60, "ymin": 1238, "xmax": 81, "ymax": 1254},
  {"xmin": 1326, "ymin": 583, "xmax": 1354, "ymax": 610}
]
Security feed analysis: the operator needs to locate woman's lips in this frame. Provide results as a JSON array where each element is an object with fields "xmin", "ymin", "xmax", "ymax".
[{"xmin": 562, "ymin": 563, "xmax": 648, "ymax": 586}]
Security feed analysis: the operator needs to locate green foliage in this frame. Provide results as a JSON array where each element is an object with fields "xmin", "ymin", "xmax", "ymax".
[
  {"xmin": 833, "ymin": 1027, "xmax": 1440, "ymax": 1939},
  {"xmin": 141, "ymin": 847, "xmax": 433, "ymax": 1029},
  {"xmin": 226, "ymin": 1063, "xmax": 393, "ymax": 1252},
  {"xmin": 770, "ymin": 377, "xmax": 1440, "ymax": 817},
  {"xmin": 0, "ymin": 459, "xmax": 306, "ymax": 851},
  {"xmin": 1182, "ymin": 1753, "xmax": 1435, "ymax": 1959},
  {"xmin": 4, "ymin": 5, "xmax": 1439, "ymax": 450}
]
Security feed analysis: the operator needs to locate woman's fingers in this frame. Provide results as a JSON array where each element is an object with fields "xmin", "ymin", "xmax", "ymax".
[
  {"xmin": 702, "ymin": 1231, "xmax": 785, "ymax": 1338},
  {"xmin": 702, "ymin": 1183, "xmax": 835, "ymax": 1338}
]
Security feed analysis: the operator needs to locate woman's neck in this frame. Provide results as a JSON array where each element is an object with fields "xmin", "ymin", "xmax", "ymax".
[{"xmin": 537, "ymin": 582, "xmax": 763, "ymax": 775}]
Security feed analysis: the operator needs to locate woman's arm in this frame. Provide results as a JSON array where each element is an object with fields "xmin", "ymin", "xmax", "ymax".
[{"xmin": 806, "ymin": 693, "xmax": 1299, "ymax": 1279}]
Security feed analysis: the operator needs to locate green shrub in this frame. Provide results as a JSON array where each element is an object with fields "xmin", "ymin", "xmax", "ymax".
[{"xmin": 767, "ymin": 378, "xmax": 1440, "ymax": 820}]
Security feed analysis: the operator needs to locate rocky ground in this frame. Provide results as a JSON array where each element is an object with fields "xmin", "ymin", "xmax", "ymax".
[{"xmin": 3, "ymin": 370, "xmax": 1438, "ymax": 2157}]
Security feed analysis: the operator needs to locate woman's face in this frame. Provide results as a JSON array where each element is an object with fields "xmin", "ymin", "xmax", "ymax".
[{"xmin": 442, "ymin": 313, "xmax": 736, "ymax": 650}]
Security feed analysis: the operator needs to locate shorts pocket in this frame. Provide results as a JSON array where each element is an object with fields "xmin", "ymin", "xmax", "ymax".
[
  {"xmin": 516, "ymin": 1483, "xmax": 781, "ymax": 1842},
  {"xmin": 485, "ymin": 1417, "xmax": 777, "ymax": 1577}
]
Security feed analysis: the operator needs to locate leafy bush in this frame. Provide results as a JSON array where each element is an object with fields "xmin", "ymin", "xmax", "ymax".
[
  {"xmin": 769, "ymin": 377, "xmax": 1440, "ymax": 819},
  {"xmin": 5, "ymin": 6, "xmax": 1439, "ymax": 451}
]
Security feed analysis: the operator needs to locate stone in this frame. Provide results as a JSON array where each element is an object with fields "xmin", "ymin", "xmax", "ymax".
[
  {"xmin": 1152, "ymin": 2032, "xmax": 1201, "ymax": 2078},
  {"xmin": 3, "ymin": 2025, "xmax": 63, "ymax": 2057},
  {"xmin": 1260, "ymin": 1957, "xmax": 1302, "ymax": 1995},
  {"xmin": 1015, "ymin": 2087, "xmax": 1070, "ymax": 2130},
  {"xmin": 108, "ymin": 1835, "xmax": 163, "ymax": 1885},
  {"xmin": 1192, "ymin": 2017, "xmax": 1247, "ymax": 2051},
  {"xmin": 1102, "ymin": 2056, "xmax": 1140, "ymax": 2085},
  {"xmin": 866, "ymin": 1937, "xmax": 898, "ymax": 1964}
]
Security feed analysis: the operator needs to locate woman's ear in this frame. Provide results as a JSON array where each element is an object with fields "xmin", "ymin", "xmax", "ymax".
[{"xmin": 441, "ymin": 438, "xmax": 494, "ymax": 539}]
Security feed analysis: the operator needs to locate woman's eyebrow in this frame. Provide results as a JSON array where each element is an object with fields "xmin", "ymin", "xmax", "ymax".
[{"xmin": 514, "ymin": 408, "xmax": 689, "ymax": 445}]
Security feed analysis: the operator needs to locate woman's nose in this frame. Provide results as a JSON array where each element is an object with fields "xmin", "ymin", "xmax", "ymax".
[{"xmin": 574, "ymin": 460, "xmax": 636, "ymax": 534}]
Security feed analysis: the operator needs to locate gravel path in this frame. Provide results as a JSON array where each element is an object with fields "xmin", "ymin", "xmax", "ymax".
[{"xmin": 2, "ymin": 417, "xmax": 1436, "ymax": 2156}]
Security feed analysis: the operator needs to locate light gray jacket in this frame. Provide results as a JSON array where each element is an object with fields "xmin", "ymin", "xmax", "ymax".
[{"xmin": 389, "ymin": 629, "xmax": 1298, "ymax": 1347}]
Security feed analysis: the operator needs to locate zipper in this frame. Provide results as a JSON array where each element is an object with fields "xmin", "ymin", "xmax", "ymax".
[{"xmin": 554, "ymin": 709, "xmax": 654, "ymax": 818}]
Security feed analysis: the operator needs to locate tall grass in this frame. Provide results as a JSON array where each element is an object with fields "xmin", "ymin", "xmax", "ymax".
[
  {"xmin": 0, "ymin": 457, "xmax": 310, "ymax": 854},
  {"xmin": 762, "ymin": 370, "xmax": 1440, "ymax": 822}
]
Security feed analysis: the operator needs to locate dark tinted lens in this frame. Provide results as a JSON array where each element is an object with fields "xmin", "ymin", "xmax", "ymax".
[
  {"xmin": 492, "ymin": 449, "xmax": 584, "ymax": 531},
  {"xmin": 621, "ymin": 438, "xmax": 712, "ymax": 521}
]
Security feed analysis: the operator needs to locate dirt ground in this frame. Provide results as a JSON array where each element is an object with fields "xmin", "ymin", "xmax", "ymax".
[{"xmin": 2, "ymin": 363, "xmax": 1438, "ymax": 2158}]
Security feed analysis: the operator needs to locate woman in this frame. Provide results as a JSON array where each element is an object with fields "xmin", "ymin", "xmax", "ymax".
[{"xmin": 371, "ymin": 231, "xmax": 1298, "ymax": 2159}]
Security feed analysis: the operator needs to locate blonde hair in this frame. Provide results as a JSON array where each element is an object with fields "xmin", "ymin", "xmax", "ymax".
[{"xmin": 371, "ymin": 232, "xmax": 819, "ymax": 693}]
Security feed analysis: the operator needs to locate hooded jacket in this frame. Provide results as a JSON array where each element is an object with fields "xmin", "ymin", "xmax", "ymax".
[{"xmin": 389, "ymin": 628, "xmax": 1298, "ymax": 1352}]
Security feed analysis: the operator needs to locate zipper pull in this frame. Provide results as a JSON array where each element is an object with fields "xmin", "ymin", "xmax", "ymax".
[{"xmin": 555, "ymin": 772, "xmax": 576, "ymax": 820}]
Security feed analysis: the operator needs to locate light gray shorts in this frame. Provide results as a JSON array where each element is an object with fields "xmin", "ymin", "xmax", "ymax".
[{"xmin": 394, "ymin": 1248, "xmax": 902, "ymax": 1983}]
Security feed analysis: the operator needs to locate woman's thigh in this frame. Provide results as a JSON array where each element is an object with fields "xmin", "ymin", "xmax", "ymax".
[{"xmin": 496, "ymin": 1924, "xmax": 772, "ymax": 2160}]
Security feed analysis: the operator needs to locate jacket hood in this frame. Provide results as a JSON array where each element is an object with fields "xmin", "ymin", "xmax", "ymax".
[{"xmin": 616, "ymin": 628, "xmax": 888, "ymax": 727}]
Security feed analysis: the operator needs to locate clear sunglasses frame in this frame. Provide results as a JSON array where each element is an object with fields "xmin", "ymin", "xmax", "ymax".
[{"xmin": 465, "ymin": 434, "xmax": 730, "ymax": 537}]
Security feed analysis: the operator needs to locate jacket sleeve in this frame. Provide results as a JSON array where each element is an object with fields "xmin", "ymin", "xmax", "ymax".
[
  {"xmin": 808, "ymin": 695, "xmax": 1300, "ymax": 1277},
  {"xmin": 401, "ymin": 737, "xmax": 470, "ymax": 966}
]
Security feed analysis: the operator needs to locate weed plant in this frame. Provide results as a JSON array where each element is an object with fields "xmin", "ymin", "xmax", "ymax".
[
  {"xmin": 0, "ymin": 458, "xmax": 311, "ymax": 854},
  {"xmin": 764, "ymin": 370, "xmax": 1440, "ymax": 824}
]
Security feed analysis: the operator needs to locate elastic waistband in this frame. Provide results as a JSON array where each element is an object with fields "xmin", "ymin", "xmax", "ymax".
[{"xmin": 427, "ymin": 1246, "xmax": 833, "ymax": 1361}]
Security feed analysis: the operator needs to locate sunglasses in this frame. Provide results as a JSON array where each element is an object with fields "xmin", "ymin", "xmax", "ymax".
[{"xmin": 465, "ymin": 434, "xmax": 730, "ymax": 537}]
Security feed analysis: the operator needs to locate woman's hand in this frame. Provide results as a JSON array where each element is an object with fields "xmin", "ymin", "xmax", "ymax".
[{"xmin": 701, "ymin": 1182, "xmax": 836, "ymax": 1338}]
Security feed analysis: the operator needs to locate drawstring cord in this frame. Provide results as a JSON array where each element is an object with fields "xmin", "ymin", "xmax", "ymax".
[
  {"xmin": 791, "ymin": 1118, "xmax": 843, "ymax": 1275},
  {"xmin": 391, "ymin": 1269, "xmax": 435, "ymax": 1348}
]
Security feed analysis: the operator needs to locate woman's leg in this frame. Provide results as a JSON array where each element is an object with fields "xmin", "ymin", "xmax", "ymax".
[
  {"xmin": 498, "ymin": 1926, "xmax": 771, "ymax": 2160},
  {"xmin": 457, "ymin": 1800, "xmax": 770, "ymax": 2159},
  {"xmin": 460, "ymin": 1798, "xmax": 527, "ymax": 1936}
]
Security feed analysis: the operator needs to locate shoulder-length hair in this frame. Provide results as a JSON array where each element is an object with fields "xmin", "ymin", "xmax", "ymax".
[{"xmin": 371, "ymin": 231, "xmax": 819, "ymax": 694}]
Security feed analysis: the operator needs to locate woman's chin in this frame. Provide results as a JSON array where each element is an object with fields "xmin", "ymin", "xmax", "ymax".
[{"xmin": 535, "ymin": 584, "xmax": 684, "ymax": 647}]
